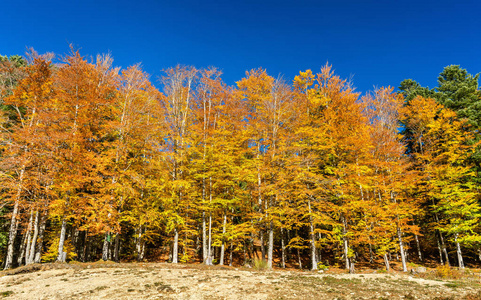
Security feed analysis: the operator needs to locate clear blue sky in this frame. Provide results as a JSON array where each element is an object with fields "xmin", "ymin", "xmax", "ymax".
[{"xmin": 1, "ymin": 0, "xmax": 480, "ymax": 94}]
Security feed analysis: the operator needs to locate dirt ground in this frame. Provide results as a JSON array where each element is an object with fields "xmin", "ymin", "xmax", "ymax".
[{"xmin": 0, "ymin": 262, "xmax": 480, "ymax": 299}]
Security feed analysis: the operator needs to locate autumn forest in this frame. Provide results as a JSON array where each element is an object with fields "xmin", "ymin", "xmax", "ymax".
[{"xmin": 0, "ymin": 49, "xmax": 480, "ymax": 273}]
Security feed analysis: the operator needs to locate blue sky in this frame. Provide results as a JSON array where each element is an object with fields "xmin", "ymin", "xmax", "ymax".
[{"xmin": 1, "ymin": 0, "xmax": 480, "ymax": 94}]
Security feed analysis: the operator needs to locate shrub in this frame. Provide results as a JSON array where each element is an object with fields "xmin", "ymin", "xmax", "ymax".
[
  {"xmin": 253, "ymin": 258, "xmax": 268, "ymax": 270},
  {"xmin": 434, "ymin": 265, "xmax": 462, "ymax": 280}
]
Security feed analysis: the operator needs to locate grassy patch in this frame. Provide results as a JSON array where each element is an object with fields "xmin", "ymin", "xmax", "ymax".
[
  {"xmin": 444, "ymin": 282, "xmax": 459, "ymax": 289},
  {"xmin": 321, "ymin": 276, "xmax": 361, "ymax": 285},
  {"xmin": 153, "ymin": 281, "xmax": 174, "ymax": 292},
  {"xmin": 253, "ymin": 258, "xmax": 268, "ymax": 271},
  {"xmin": 0, "ymin": 291, "xmax": 13, "ymax": 298}
]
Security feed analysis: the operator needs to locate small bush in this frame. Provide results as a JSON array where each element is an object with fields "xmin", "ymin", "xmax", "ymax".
[
  {"xmin": 253, "ymin": 258, "xmax": 268, "ymax": 270},
  {"xmin": 434, "ymin": 265, "xmax": 462, "ymax": 280}
]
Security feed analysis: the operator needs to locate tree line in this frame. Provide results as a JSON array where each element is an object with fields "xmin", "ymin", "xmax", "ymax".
[{"xmin": 0, "ymin": 49, "xmax": 480, "ymax": 272}]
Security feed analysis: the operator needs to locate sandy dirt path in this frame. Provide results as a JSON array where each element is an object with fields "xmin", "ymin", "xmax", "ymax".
[{"xmin": 0, "ymin": 263, "xmax": 479, "ymax": 299}]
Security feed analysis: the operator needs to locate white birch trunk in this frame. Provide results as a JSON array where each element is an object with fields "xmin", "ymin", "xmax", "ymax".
[
  {"xmin": 267, "ymin": 222, "xmax": 274, "ymax": 269},
  {"xmin": 455, "ymin": 233, "xmax": 464, "ymax": 269},
  {"xmin": 397, "ymin": 226, "xmax": 407, "ymax": 272},
  {"xmin": 17, "ymin": 224, "xmax": 29, "ymax": 266},
  {"xmin": 202, "ymin": 212, "xmax": 207, "ymax": 263},
  {"xmin": 34, "ymin": 211, "xmax": 47, "ymax": 263},
  {"xmin": 102, "ymin": 232, "xmax": 110, "ymax": 261},
  {"xmin": 27, "ymin": 210, "xmax": 39, "ymax": 265},
  {"xmin": 383, "ymin": 253, "xmax": 390, "ymax": 272},
  {"xmin": 4, "ymin": 167, "xmax": 25, "ymax": 270},
  {"xmin": 343, "ymin": 236, "xmax": 349, "ymax": 270},
  {"xmin": 56, "ymin": 219, "xmax": 67, "ymax": 262},
  {"xmin": 206, "ymin": 177, "xmax": 213, "ymax": 265},
  {"xmin": 23, "ymin": 210, "xmax": 36, "ymax": 265},
  {"xmin": 342, "ymin": 217, "xmax": 349, "ymax": 270},
  {"xmin": 439, "ymin": 231, "xmax": 450, "ymax": 266},
  {"xmin": 172, "ymin": 228, "xmax": 179, "ymax": 264},
  {"xmin": 220, "ymin": 213, "xmax": 227, "ymax": 266},
  {"xmin": 280, "ymin": 227, "xmax": 286, "ymax": 268},
  {"xmin": 308, "ymin": 200, "xmax": 317, "ymax": 270}
]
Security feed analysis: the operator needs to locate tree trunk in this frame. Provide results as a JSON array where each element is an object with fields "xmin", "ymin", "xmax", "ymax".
[
  {"xmin": 243, "ymin": 243, "xmax": 247, "ymax": 266},
  {"xmin": 257, "ymin": 166, "xmax": 265, "ymax": 263},
  {"xmin": 454, "ymin": 233, "xmax": 464, "ymax": 269},
  {"xmin": 140, "ymin": 241, "xmax": 145, "ymax": 261},
  {"xmin": 439, "ymin": 231, "xmax": 450, "ymax": 266},
  {"xmin": 18, "ymin": 211, "xmax": 33, "ymax": 266},
  {"xmin": 437, "ymin": 237, "xmax": 444, "ymax": 265},
  {"xmin": 108, "ymin": 238, "xmax": 113, "ymax": 261},
  {"xmin": 369, "ymin": 243, "xmax": 374, "ymax": 264},
  {"xmin": 287, "ymin": 229, "xmax": 291, "ymax": 258},
  {"xmin": 202, "ymin": 211, "xmax": 207, "ymax": 263},
  {"xmin": 26, "ymin": 210, "xmax": 39, "ymax": 265},
  {"xmin": 397, "ymin": 226, "xmax": 407, "ymax": 272},
  {"xmin": 206, "ymin": 177, "xmax": 213, "ymax": 265},
  {"xmin": 4, "ymin": 169, "xmax": 24, "ymax": 270},
  {"xmin": 342, "ymin": 217, "xmax": 350, "ymax": 270},
  {"xmin": 280, "ymin": 227, "xmax": 286, "ymax": 268},
  {"xmin": 23, "ymin": 211, "xmax": 33, "ymax": 266},
  {"xmin": 349, "ymin": 258, "xmax": 355, "ymax": 274},
  {"xmin": 114, "ymin": 233, "xmax": 120, "ymax": 262},
  {"xmin": 260, "ymin": 230, "xmax": 265, "ymax": 261},
  {"xmin": 206, "ymin": 212, "xmax": 213, "ymax": 265},
  {"xmin": 316, "ymin": 232, "xmax": 322, "ymax": 264},
  {"xmin": 220, "ymin": 212, "xmax": 227, "ymax": 266},
  {"xmin": 136, "ymin": 226, "xmax": 143, "ymax": 261},
  {"xmin": 249, "ymin": 236, "xmax": 254, "ymax": 260},
  {"xmin": 56, "ymin": 218, "xmax": 67, "ymax": 262},
  {"xmin": 343, "ymin": 236, "xmax": 349, "ymax": 270},
  {"xmin": 172, "ymin": 228, "xmax": 179, "ymax": 263},
  {"xmin": 267, "ymin": 222, "xmax": 274, "ymax": 269},
  {"xmin": 81, "ymin": 230, "xmax": 89, "ymax": 262},
  {"xmin": 34, "ymin": 211, "xmax": 47, "ymax": 263},
  {"xmin": 102, "ymin": 232, "xmax": 110, "ymax": 261},
  {"xmin": 297, "ymin": 248, "xmax": 302, "ymax": 269},
  {"xmin": 414, "ymin": 234, "xmax": 422, "ymax": 262},
  {"xmin": 383, "ymin": 253, "xmax": 390, "ymax": 272},
  {"xmin": 308, "ymin": 200, "xmax": 317, "ymax": 270},
  {"xmin": 229, "ymin": 243, "xmax": 233, "ymax": 266},
  {"xmin": 17, "ymin": 230, "xmax": 27, "ymax": 266}
]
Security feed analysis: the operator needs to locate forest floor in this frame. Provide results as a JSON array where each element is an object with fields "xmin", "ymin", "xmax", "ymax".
[{"xmin": 0, "ymin": 261, "xmax": 481, "ymax": 299}]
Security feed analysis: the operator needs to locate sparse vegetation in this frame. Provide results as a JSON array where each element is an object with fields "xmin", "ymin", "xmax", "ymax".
[
  {"xmin": 253, "ymin": 258, "xmax": 268, "ymax": 271},
  {"xmin": 0, "ymin": 291, "xmax": 13, "ymax": 298}
]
